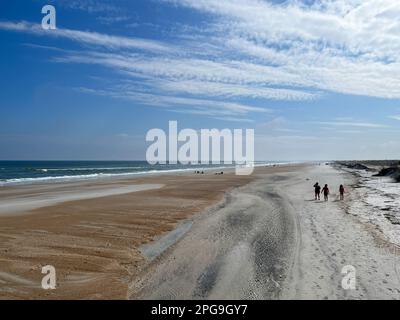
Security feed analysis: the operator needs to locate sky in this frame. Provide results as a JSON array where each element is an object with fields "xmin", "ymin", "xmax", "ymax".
[{"xmin": 0, "ymin": 0, "xmax": 400, "ymax": 161}]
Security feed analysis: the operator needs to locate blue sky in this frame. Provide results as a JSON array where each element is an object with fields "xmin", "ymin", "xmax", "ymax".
[{"xmin": 0, "ymin": 0, "xmax": 400, "ymax": 160}]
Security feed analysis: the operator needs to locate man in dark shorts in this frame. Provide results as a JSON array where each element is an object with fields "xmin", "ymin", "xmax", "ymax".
[{"xmin": 314, "ymin": 182, "xmax": 321, "ymax": 200}]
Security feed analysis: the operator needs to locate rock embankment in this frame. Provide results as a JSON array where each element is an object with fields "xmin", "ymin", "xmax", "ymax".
[{"xmin": 374, "ymin": 166, "xmax": 400, "ymax": 182}]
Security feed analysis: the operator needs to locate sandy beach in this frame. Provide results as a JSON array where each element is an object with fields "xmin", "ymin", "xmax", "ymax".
[
  {"xmin": 0, "ymin": 166, "xmax": 256, "ymax": 299},
  {"xmin": 131, "ymin": 164, "xmax": 400, "ymax": 299},
  {"xmin": 1, "ymin": 164, "xmax": 400, "ymax": 299}
]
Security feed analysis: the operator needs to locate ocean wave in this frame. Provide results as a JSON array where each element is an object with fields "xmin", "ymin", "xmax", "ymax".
[
  {"xmin": 0, "ymin": 162, "xmax": 294, "ymax": 186},
  {"xmin": 0, "ymin": 166, "xmax": 227, "ymax": 186},
  {"xmin": 0, "ymin": 172, "xmax": 146, "ymax": 186},
  {"xmin": 34, "ymin": 166, "xmax": 145, "ymax": 172}
]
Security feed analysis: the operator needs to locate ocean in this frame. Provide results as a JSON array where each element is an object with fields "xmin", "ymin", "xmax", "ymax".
[{"xmin": 0, "ymin": 161, "xmax": 284, "ymax": 186}]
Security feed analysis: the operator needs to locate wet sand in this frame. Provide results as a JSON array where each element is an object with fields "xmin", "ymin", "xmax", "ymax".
[{"xmin": 0, "ymin": 184, "xmax": 164, "ymax": 215}]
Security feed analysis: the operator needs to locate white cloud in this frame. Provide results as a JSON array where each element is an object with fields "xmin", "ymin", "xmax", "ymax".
[
  {"xmin": 52, "ymin": 50, "xmax": 318, "ymax": 109},
  {"xmin": 76, "ymin": 86, "xmax": 268, "ymax": 121},
  {"xmin": 153, "ymin": 79, "xmax": 316, "ymax": 101},
  {"xmin": 55, "ymin": 0, "xmax": 120, "ymax": 14},
  {"xmin": 55, "ymin": 51, "xmax": 318, "ymax": 99},
  {"xmin": 2, "ymin": 0, "xmax": 400, "ymax": 123},
  {"xmin": 116, "ymin": 133, "xmax": 130, "ymax": 138},
  {"xmin": 260, "ymin": 117, "xmax": 288, "ymax": 129},
  {"xmin": 166, "ymin": 0, "xmax": 400, "ymax": 98},
  {"xmin": 337, "ymin": 130, "xmax": 362, "ymax": 134},
  {"xmin": 314, "ymin": 121, "xmax": 389, "ymax": 128},
  {"xmin": 0, "ymin": 21, "xmax": 173, "ymax": 52}
]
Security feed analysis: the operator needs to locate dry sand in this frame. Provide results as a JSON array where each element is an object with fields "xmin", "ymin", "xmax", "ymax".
[{"xmin": 131, "ymin": 165, "xmax": 400, "ymax": 300}]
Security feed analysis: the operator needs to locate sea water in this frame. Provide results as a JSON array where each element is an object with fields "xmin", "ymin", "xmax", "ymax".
[{"xmin": 0, "ymin": 160, "xmax": 289, "ymax": 186}]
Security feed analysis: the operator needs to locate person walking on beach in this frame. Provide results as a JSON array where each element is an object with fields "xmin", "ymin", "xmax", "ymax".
[
  {"xmin": 339, "ymin": 184, "xmax": 345, "ymax": 200},
  {"xmin": 322, "ymin": 184, "xmax": 330, "ymax": 201},
  {"xmin": 314, "ymin": 182, "xmax": 321, "ymax": 200}
]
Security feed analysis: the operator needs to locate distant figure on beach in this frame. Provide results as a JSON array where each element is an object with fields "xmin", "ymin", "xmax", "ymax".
[
  {"xmin": 314, "ymin": 182, "xmax": 321, "ymax": 200},
  {"xmin": 339, "ymin": 184, "xmax": 345, "ymax": 200},
  {"xmin": 322, "ymin": 184, "xmax": 330, "ymax": 201}
]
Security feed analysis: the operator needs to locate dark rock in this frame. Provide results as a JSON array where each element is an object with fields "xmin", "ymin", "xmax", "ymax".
[
  {"xmin": 374, "ymin": 166, "xmax": 400, "ymax": 183},
  {"xmin": 384, "ymin": 213, "xmax": 400, "ymax": 225},
  {"xmin": 374, "ymin": 167, "xmax": 399, "ymax": 177},
  {"xmin": 339, "ymin": 162, "xmax": 371, "ymax": 171}
]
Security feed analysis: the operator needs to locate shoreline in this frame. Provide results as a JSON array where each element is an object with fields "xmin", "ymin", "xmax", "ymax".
[
  {"xmin": 0, "ymin": 162, "xmax": 297, "ymax": 187},
  {"xmin": 0, "ymin": 166, "xmax": 242, "ymax": 216}
]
